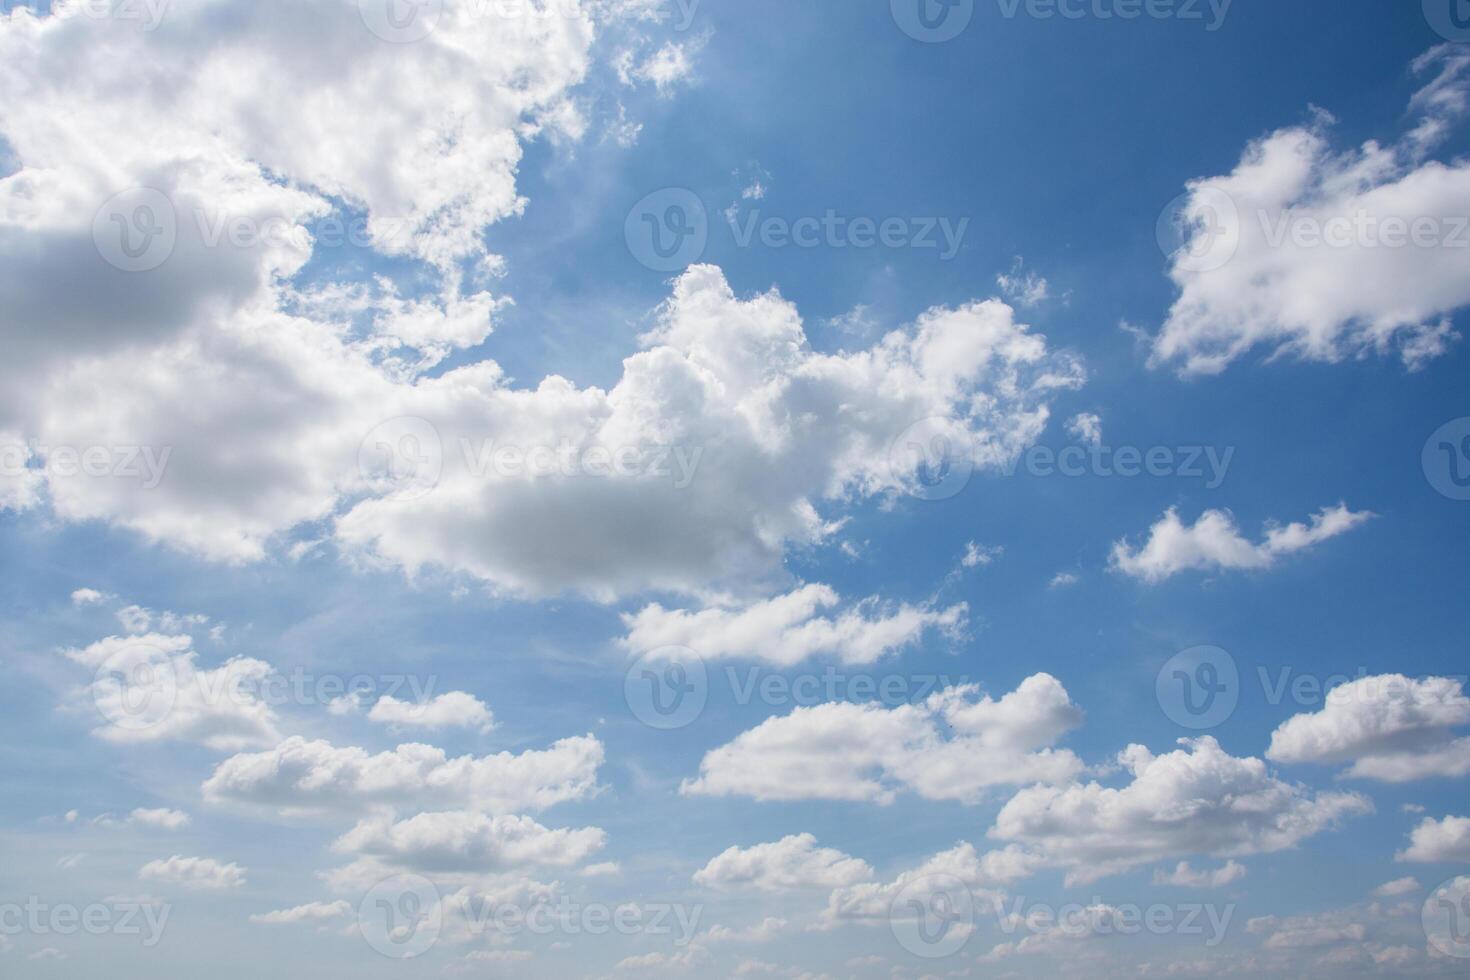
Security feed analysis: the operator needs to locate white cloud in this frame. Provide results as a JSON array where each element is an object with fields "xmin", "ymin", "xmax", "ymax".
[
  {"xmin": 1152, "ymin": 860, "xmax": 1247, "ymax": 888},
  {"xmin": 139, "ymin": 855, "xmax": 246, "ymax": 890},
  {"xmin": 619, "ymin": 584, "xmax": 965, "ymax": 666},
  {"xmin": 1398, "ymin": 815, "xmax": 1470, "ymax": 863},
  {"xmin": 682, "ymin": 675, "xmax": 1084, "ymax": 804},
  {"xmin": 996, "ymin": 259, "xmax": 1050, "ymax": 309},
  {"xmin": 248, "ymin": 900, "xmax": 352, "ymax": 926},
  {"xmin": 65, "ymin": 633, "xmax": 282, "ymax": 752},
  {"xmin": 1110, "ymin": 504, "xmax": 1371, "ymax": 583},
  {"xmin": 820, "ymin": 842, "xmax": 1041, "ymax": 928},
  {"xmin": 202, "ymin": 734, "xmax": 603, "ymax": 817},
  {"xmin": 1266, "ymin": 674, "xmax": 1470, "ymax": 781},
  {"xmin": 699, "ymin": 917, "xmax": 787, "ymax": 944},
  {"xmin": 129, "ymin": 808, "xmax": 191, "ymax": 831},
  {"xmin": 693, "ymin": 835, "xmax": 873, "ymax": 893},
  {"xmin": 961, "ymin": 541, "xmax": 1003, "ymax": 568},
  {"xmin": 70, "ymin": 587, "xmax": 108, "ymax": 605},
  {"xmin": 367, "ymin": 692, "xmax": 495, "ymax": 732},
  {"xmin": 331, "ymin": 810, "xmax": 605, "ymax": 872},
  {"xmin": 1151, "ymin": 46, "xmax": 1470, "ymax": 375},
  {"xmin": 1066, "ymin": 412, "xmax": 1102, "ymax": 446},
  {"xmin": 1373, "ymin": 876, "xmax": 1420, "ymax": 897},
  {"xmin": 1048, "ymin": 571, "xmax": 1079, "ymax": 589},
  {"xmin": 991, "ymin": 737, "xmax": 1371, "ymax": 884}
]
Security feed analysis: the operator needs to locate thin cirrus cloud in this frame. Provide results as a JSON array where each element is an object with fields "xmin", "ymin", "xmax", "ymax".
[
  {"xmin": 1109, "ymin": 503, "xmax": 1372, "ymax": 583},
  {"xmin": 1152, "ymin": 45, "xmax": 1470, "ymax": 376}
]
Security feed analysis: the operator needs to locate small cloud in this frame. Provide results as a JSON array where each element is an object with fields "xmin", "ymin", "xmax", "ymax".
[{"xmin": 1049, "ymin": 572, "xmax": 1080, "ymax": 589}]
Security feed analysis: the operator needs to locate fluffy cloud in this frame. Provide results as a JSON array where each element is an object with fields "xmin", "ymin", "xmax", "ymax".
[
  {"xmin": 1110, "ymin": 504, "xmax": 1370, "ymax": 583},
  {"xmin": 1266, "ymin": 674, "xmax": 1470, "ymax": 781},
  {"xmin": 682, "ymin": 675, "xmax": 1084, "ymax": 804},
  {"xmin": 65, "ymin": 633, "xmax": 281, "ymax": 752},
  {"xmin": 1397, "ymin": 815, "xmax": 1470, "ymax": 863},
  {"xmin": 619, "ymin": 584, "xmax": 966, "ymax": 666},
  {"xmin": 692, "ymin": 835, "xmax": 873, "ymax": 892},
  {"xmin": 1372, "ymin": 876, "xmax": 1420, "ymax": 897},
  {"xmin": 991, "ymin": 737, "xmax": 1371, "ymax": 884},
  {"xmin": 139, "ymin": 855, "xmax": 246, "ymax": 890},
  {"xmin": 202, "ymin": 734, "xmax": 603, "ymax": 816},
  {"xmin": 0, "ymin": 0, "xmax": 1084, "ymax": 610},
  {"xmin": 820, "ymin": 842, "xmax": 1041, "ymax": 928},
  {"xmin": 248, "ymin": 900, "xmax": 352, "ymax": 926},
  {"xmin": 367, "ymin": 692, "xmax": 495, "ymax": 731},
  {"xmin": 1152, "ymin": 860, "xmax": 1247, "ymax": 888},
  {"xmin": 1151, "ymin": 46, "xmax": 1470, "ymax": 374},
  {"xmin": 331, "ymin": 811, "xmax": 606, "ymax": 872}
]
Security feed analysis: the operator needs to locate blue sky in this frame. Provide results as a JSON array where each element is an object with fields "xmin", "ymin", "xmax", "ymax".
[{"xmin": 3, "ymin": 0, "xmax": 1470, "ymax": 976}]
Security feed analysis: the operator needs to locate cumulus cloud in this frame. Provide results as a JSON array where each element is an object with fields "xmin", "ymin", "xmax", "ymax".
[
  {"xmin": 991, "ymin": 737, "xmax": 1371, "ymax": 884},
  {"xmin": 619, "ymin": 584, "xmax": 965, "ymax": 666},
  {"xmin": 202, "ymin": 734, "xmax": 603, "ymax": 817},
  {"xmin": 64, "ymin": 633, "xmax": 281, "ymax": 752},
  {"xmin": 367, "ymin": 692, "xmax": 495, "ymax": 731},
  {"xmin": 139, "ymin": 855, "xmax": 246, "ymax": 890},
  {"xmin": 1066, "ymin": 412, "xmax": 1101, "ymax": 446},
  {"xmin": 1152, "ymin": 860, "xmax": 1247, "ymax": 888},
  {"xmin": 1110, "ymin": 504, "xmax": 1371, "ymax": 583},
  {"xmin": 1373, "ymin": 876, "xmax": 1420, "ymax": 897},
  {"xmin": 682, "ymin": 675, "xmax": 1084, "ymax": 804},
  {"xmin": 1151, "ymin": 46, "xmax": 1470, "ymax": 375},
  {"xmin": 1397, "ymin": 815, "xmax": 1470, "ymax": 863},
  {"xmin": 331, "ymin": 810, "xmax": 606, "ymax": 872},
  {"xmin": 820, "ymin": 842, "xmax": 1042, "ymax": 928},
  {"xmin": 1266, "ymin": 674, "xmax": 1470, "ymax": 781},
  {"xmin": 693, "ymin": 835, "xmax": 874, "ymax": 893}
]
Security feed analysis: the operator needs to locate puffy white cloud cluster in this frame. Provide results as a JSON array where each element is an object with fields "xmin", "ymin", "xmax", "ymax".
[
  {"xmin": 681, "ymin": 674, "xmax": 1084, "ymax": 804},
  {"xmin": 619, "ymin": 584, "xmax": 966, "ymax": 666},
  {"xmin": 991, "ymin": 737, "xmax": 1371, "ymax": 884},
  {"xmin": 139, "ymin": 855, "xmax": 246, "ymax": 890},
  {"xmin": 1152, "ymin": 45, "xmax": 1470, "ymax": 375},
  {"xmin": 1266, "ymin": 674, "xmax": 1470, "ymax": 781},
  {"xmin": 1110, "ymin": 504, "xmax": 1370, "ymax": 583},
  {"xmin": 202, "ymin": 733, "xmax": 604, "ymax": 817},
  {"xmin": 331, "ymin": 810, "xmax": 606, "ymax": 872},
  {"xmin": 692, "ymin": 834, "xmax": 874, "ymax": 893},
  {"xmin": 1398, "ymin": 815, "xmax": 1470, "ymax": 863},
  {"xmin": 367, "ymin": 691, "xmax": 495, "ymax": 731}
]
